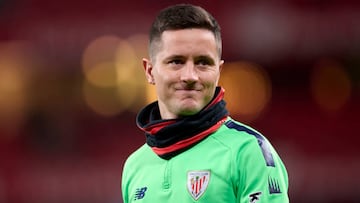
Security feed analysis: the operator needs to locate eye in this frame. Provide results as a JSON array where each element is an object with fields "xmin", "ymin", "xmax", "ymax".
[
  {"xmin": 168, "ymin": 59, "xmax": 184, "ymax": 65},
  {"xmin": 196, "ymin": 59, "xmax": 210, "ymax": 66},
  {"xmin": 195, "ymin": 57, "xmax": 214, "ymax": 66}
]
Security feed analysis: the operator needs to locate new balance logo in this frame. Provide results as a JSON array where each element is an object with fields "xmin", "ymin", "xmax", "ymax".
[
  {"xmin": 268, "ymin": 177, "xmax": 281, "ymax": 194},
  {"xmin": 134, "ymin": 187, "xmax": 147, "ymax": 200}
]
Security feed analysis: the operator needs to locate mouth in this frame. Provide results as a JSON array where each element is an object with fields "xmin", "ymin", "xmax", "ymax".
[{"xmin": 175, "ymin": 85, "xmax": 202, "ymax": 91}]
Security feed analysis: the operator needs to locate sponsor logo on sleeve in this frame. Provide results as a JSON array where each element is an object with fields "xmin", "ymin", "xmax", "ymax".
[{"xmin": 249, "ymin": 191, "xmax": 262, "ymax": 203}]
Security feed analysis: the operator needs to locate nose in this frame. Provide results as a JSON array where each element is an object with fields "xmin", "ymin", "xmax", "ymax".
[{"xmin": 180, "ymin": 62, "xmax": 199, "ymax": 83}]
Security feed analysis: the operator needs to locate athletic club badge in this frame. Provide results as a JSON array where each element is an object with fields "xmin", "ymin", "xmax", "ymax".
[{"xmin": 187, "ymin": 170, "xmax": 210, "ymax": 200}]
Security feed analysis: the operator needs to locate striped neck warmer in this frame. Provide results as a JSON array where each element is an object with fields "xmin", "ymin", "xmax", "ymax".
[{"xmin": 136, "ymin": 87, "xmax": 229, "ymax": 160}]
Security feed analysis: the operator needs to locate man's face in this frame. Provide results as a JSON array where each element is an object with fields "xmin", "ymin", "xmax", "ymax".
[{"xmin": 143, "ymin": 28, "xmax": 223, "ymax": 119}]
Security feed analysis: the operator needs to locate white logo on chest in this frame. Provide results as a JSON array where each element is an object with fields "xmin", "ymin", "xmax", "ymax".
[{"xmin": 187, "ymin": 170, "xmax": 210, "ymax": 200}]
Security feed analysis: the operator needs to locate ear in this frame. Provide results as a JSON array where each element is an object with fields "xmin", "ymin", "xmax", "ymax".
[
  {"xmin": 219, "ymin": 59, "xmax": 224, "ymax": 72},
  {"xmin": 142, "ymin": 58, "xmax": 155, "ymax": 85},
  {"xmin": 216, "ymin": 59, "xmax": 224, "ymax": 85}
]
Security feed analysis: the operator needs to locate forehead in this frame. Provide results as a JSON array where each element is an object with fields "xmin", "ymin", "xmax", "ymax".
[
  {"xmin": 161, "ymin": 28, "xmax": 215, "ymax": 41},
  {"xmin": 157, "ymin": 29, "xmax": 218, "ymax": 57}
]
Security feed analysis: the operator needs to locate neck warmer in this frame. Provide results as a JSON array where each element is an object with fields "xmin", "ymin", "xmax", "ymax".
[{"xmin": 136, "ymin": 86, "xmax": 229, "ymax": 160}]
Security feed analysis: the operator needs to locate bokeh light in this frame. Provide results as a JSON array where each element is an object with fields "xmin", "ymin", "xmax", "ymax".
[
  {"xmin": 82, "ymin": 35, "xmax": 121, "ymax": 87},
  {"xmin": 115, "ymin": 34, "xmax": 149, "ymax": 112},
  {"xmin": 145, "ymin": 85, "xmax": 157, "ymax": 104},
  {"xmin": 0, "ymin": 41, "xmax": 32, "ymax": 138},
  {"xmin": 219, "ymin": 61, "xmax": 272, "ymax": 123},
  {"xmin": 85, "ymin": 62, "xmax": 118, "ymax": 88},
  {"xmin": 81, "ymin": 34, "xmax": 150, "ymax": 116},
  {"xmin": 115, "ymin": 39, "xmax": 137, "ymax": 81},
  {"xmin": 310, "ymin": 58, "xmax": 351, "ymax": 113},
  {"xmin": 82, "ymin": 80, "xmax": 125, "ymax": 116},
  {"xmin": 127, "ymin": 34, "xmax": 157, "ymax": 104}
]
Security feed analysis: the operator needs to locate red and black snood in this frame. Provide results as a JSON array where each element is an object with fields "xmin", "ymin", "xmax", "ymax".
[{"xmin": 136, "ymin": 87, "xmax": 229, "ymax": 160}]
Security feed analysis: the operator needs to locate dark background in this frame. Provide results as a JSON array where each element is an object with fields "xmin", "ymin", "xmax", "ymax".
[{"xmin": 0, "ymin": 0, "xmax": 359, "ymax": 202}]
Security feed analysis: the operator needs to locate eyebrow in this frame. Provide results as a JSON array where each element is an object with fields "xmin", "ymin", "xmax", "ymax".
[
  {"xmin": 194, "ymin": 55, "xmax": 216, "ymax": 64},
  {"xmin": 165, "ymin": 54, "xmax": 215, "ymax": 60},
  {"xmin": 167, "ymin": 55, "xmax": 185, "ymax": 59}
]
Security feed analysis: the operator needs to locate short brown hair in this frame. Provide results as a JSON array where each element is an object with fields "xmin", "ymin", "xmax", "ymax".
[{"xmin": 148, "ymin": 4, "xmax": 222, "ymax": 60}]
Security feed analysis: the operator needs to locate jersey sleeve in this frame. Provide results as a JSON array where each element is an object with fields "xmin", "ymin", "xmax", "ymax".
[{"xmin": 236, "ymin": 135, "xmax": 289, "ymax": 203}]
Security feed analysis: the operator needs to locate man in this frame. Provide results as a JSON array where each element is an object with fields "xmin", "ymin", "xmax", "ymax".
[{"xmin": 121, "ymin": 4, "xmax": 289, "ymax": 203}]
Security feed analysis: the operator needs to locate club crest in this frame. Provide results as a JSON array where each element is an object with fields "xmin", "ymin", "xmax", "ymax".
[{"xmin": 187, "ymin": 170, "xmax": 210, "ymax": 200}]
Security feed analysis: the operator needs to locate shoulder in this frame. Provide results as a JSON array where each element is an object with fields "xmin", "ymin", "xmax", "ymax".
[
  {"xmin": 213, "ymin": 117, "xmax": 267, "ymax": 147},
  {"xmin": 213, "ymin": 117, "xmax": 277, "ymax": 167},
  {"xmin": 221, "ymin": 117, "xmax": 265, "ymax": 139},
  {"xmin": 123, "ymin": 144, "xmax": 152, "ymax": 170}
]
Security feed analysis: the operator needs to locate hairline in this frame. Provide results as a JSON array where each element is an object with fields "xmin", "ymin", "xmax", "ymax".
[{"xmin": 149, "ymin": 28, "xmax": 222, "ymax": 62}]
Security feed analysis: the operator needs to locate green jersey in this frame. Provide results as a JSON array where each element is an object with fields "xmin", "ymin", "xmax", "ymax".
[{"xmin": 122, "ymin": 117, "xmax": 289, "ymax": 203}]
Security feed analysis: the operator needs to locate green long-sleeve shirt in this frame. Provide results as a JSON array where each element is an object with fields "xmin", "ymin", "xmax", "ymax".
[{"xmin": 122, "ymin": 117, "xmax": 289, "ymax": 202}]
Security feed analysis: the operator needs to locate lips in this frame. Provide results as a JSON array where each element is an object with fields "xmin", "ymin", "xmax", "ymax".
[{"xmin": 175, "ymin": 85, "xmax": 202, "ymax": 91}]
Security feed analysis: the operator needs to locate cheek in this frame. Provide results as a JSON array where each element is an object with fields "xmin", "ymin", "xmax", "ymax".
[
  {"xmin": 154, "ymin": 74, "xmax": 169, "ymax": 86},
  {"xmin": 206, "ymin": 72, "xmax": 221, "ymax": 85},
  {"xmin": 153, "ymin": 73, "xmax": 173, "ymax": 95},
  {"xmin": 155, "ymin": 70, "xmax": 178, "ymax": 85}
]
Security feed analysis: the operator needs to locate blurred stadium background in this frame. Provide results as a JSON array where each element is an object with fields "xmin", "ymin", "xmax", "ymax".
[{"xmin": 0, "ymin": 0, "xmax": 359, "ymax": 202}]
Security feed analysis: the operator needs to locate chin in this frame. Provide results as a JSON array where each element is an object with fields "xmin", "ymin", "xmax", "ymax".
[
  {"xmin": 177, "ymin": 107, "xmax": 202, "ymax": 116},
  {"xmin": 174, "ymin": 100, "xmax": 205, "ymax": 116},
  {"xmin": 178, "ymin": 111, "xmax": 198, "ymax": 117}
]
